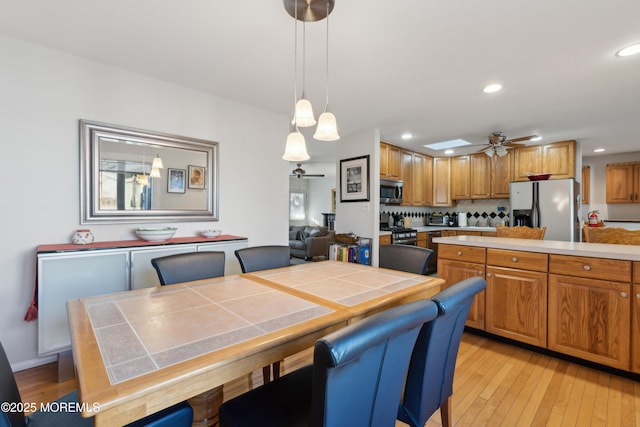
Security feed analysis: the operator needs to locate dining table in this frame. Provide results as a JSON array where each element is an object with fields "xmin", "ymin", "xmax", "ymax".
[{"xmin": 67, "ymin": 260, "xmax": 444, "ymax": 427}]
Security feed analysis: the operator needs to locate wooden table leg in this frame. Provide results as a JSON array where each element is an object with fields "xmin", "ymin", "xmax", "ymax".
[{"xmin": 188, "ymin": 386, "xmax": 224, "ymax": 427}]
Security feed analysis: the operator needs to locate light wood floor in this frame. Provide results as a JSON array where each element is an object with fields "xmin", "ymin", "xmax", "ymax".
[{"xmin": 15, "ymin": 333, "xmax": 640, "ymax": 426}]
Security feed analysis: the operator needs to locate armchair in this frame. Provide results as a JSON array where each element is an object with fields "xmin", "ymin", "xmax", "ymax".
[{"xmin": 289, "ymin": 226, "xmax": 334, "ymax": 260}]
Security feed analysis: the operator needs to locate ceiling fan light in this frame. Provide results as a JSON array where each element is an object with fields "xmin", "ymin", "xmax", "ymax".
[
  {"xmin": 313, "ymin": 111, "xmax": 340, "ymax": 141},
  {"xmin": 495, "ymin": 145, "xmax": 508, "ymax": 157},
  {"xmin": 282, "ymin": 130, "xmax": 310, "ymax": 161},
  {"xmin": 484, "ymin": 147, "xmax": 495, "ymax": 157},
  {"xmin": 295, "ymin": 98, "xmax": 316, "ymax": 127}
]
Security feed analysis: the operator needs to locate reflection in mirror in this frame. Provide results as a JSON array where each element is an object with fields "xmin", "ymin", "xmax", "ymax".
[{"xmin": 81, "ymin": 120, "xmax": 219, "ymax": 223}]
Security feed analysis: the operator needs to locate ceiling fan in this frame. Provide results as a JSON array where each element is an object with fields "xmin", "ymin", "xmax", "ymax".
[
  {"xmin": 291, "ymin": 163, "xmax": 325, "ymax": 178},
  {"xmin": 475, "ymin": 131, "xmax": 539, "ymax": 157}
]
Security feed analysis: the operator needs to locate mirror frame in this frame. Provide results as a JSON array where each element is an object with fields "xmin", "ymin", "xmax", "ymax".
[{"xmin": 80, "ymin": 120, "xmax": 219, "ymax": 224}]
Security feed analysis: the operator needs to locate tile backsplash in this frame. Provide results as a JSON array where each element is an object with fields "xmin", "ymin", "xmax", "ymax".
[{"xmin": 381, "ymin": 199, "xmax": 510, "ymax": 226}]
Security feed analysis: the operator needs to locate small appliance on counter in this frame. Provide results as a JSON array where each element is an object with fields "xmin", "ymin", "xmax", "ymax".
[
  {"xmin": 427, "ymin": 213, "xmax": 446, "ymax": 226},
  {"xmin": 458, "ymin": 212, "xmax": 468, "ymax": 227}
]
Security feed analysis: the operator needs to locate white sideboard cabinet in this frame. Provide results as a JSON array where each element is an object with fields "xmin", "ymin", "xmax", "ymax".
[{"xmin": 36, "ymin": 236, "xmax": 248, "ymax": 356}]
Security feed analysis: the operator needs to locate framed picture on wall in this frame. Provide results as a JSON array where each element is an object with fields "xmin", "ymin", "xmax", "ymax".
[
  {"xmin": 340, "ymin": 155, "xmax": 370, "ymax": 202},
  {"xmin": 188, "ymin": 165, "xmax": 205, "ymax": 189},
  {"xmin": 167, "ymin": 168, "xmax": 186, "ymax": 193}
]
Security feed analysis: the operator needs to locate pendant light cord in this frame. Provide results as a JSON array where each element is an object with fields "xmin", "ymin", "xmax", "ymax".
[{"xmin": 324, "ymin": 0, "xmax": 330, "ymax": 109}]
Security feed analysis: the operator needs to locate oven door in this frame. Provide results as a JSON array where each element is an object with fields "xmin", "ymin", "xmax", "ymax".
[{"xmin": 392, "ymin": 232, "xmax": 417, "ymax": 246}]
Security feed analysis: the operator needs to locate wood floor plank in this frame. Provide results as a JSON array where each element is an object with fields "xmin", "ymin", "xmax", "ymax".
[{"xmin": 14, "ymin": 332, "xmax": 640, "ymax": 426}]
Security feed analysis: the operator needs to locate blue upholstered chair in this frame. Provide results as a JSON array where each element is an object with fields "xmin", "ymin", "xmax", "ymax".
[
  {"xmin": 0, "ymin": 341, "xmax": 193, "ymax": 427},
  {"xmin": 234, "ymin": 245, "xmax": 291, "ymax": 274},
  {"xmin": 379, "ymin": 244, "xmax": 434, "ymax": 275},
  {"xmin": 218, "ymin": 298, "xmax": 439, "ymax": 427},
  {"xmin": 151, "ymin": 251, "xmax": 225, "ymax": 285},
  {"xmin": 234, "ymin": 245, "xmax": 291, "ymax": 383},
  {"xmin": 397, "ymin": 277, "xmax": 487, "ymax": 427}
]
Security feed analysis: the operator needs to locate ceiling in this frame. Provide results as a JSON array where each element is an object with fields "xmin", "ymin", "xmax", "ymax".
[{"xmin": 1, "ymin": 1, "xmax": 639, "ymax": 164}]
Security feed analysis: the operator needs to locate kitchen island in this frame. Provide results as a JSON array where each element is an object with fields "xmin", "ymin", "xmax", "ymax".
[{"xmin": 434, "ymin": 235, "xmax": 640, "ymax": 374}]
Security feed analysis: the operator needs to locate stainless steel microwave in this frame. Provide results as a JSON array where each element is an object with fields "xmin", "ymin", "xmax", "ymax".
[{"xmin": 380, "ymin": 179, "xmax": 403, "ymax": 204}]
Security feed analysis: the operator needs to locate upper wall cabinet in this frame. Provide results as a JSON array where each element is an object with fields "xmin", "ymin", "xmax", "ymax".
[
  {"xmin": 450, "ymin": 153, "xmax": 503, "ymax": 200},
  {"xmin": 606, "ymin": 162, "xmax": 640, "ymax": 203},
  {"xmin": 582, "ymin": 166, "xmax": 591, "ymax": 204},
  {"xmin": 490, "ymin": 151, "xmax": 513, "ymax": 198},
  {"xmin": 432, "ymin": 157, "xmax": 452, "ymax": 206},
  {"xmin": 513, "ymin": 140, "xmax": 576, "ymax": 181},
  {"xmin": 380, "ymin": 142, "xmax": 401, "ymax": 180}
]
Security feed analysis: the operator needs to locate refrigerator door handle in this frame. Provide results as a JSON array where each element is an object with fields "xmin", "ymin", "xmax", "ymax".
[{"xmin": 532, "ymin": 182, "xmax": 541, "ymax": 227}]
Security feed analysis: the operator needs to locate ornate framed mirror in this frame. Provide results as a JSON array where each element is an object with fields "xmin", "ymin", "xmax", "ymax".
[{"xmin": 80, "ymin": 120, "xmax": 219, "ymax": 224}]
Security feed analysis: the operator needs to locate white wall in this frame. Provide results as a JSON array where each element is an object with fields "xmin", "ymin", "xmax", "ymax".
[
  {"xmin": 0, "ymin": 35, "xmax": 290, "ymax": 369},
  {"xmin": 583, "ymin": 151, "xmax": 640, "ymax": 220}
]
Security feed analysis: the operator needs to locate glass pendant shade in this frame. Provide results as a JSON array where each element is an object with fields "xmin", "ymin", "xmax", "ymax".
[
  {"xmin": 484, "ymin": 147, "xmax": 494, "ymax": 157},
  {"xmin": 151, "ymin": 154, "xmax": 164, "ymax": 169},
  {"xmin": 136, "ymin": 174, "xmax": 149, "ymax": 186},
  {"xmin": 150, "ymin": 167, "xmax": 161, "ymax": 178},
  {"xmin": 282, "ymin": 130, "xmax": 310, "ymax": 161},
  {"xmin": 313, "ymin": 111, "xmax": 340, "ymax": 141},
  {"xmin": 294, "ymin": 98, "xmax": 316, "ymax": 127},
  {"xmin": 495, "ymin": 145, "xmax": 508, "ymax": 157}
]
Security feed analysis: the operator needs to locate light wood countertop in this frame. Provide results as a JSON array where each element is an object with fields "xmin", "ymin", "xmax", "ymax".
[{"xmin": 433, "ymin": 235, "xmax": 640, "ymax": 261}]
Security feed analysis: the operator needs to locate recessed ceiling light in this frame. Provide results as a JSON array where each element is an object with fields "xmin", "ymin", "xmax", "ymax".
[
  {"xmin": 616, "ymin": 42, "xmax": 640, "ymax": 57},
  {"xmin": 593, "ymin": 148, "xmax": 606, "ymax": 153},
  {"xmin": 424, "ymin": 139, "xmax": 471, "ymax": 150},
  {"xmin": 529, "ymin": 136, "xmax": 542, "ymax": 142},
  {"xmin": 483, "ymin": 83, "xmax": 502, "ymax": 93},
  {"xmin": 401, "ymin": 132, "xmax": 413, "ymax": 140},
  {"xmin": 444, "ymin": 149, "xmax": 454, "ymax": 155}
]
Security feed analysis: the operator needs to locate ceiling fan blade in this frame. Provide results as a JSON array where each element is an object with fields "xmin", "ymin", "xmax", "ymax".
[
  {"xmin": 504, "ymin": 142, "xmax": 525, "ymax": 147},
  {"xmin": 474, "ymin": 145, "xmax": 492, "ymax": 153},
  {"xmin": 506, "ymin": 135, "xmax": 538, "ymax": 143}
]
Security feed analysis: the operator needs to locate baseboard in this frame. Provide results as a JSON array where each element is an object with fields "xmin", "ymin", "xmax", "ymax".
[{"xmin": 12, "ymin": 354, "xmax": 57, "ymax": 373}]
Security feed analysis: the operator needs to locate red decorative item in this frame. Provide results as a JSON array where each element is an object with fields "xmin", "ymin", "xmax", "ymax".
[{"xmin": 588, "ymin": 210, "xmax": 599, "ymax": 227}]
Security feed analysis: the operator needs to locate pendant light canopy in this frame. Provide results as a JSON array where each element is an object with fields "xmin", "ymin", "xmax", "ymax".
[{"xmin": 282, "ymin": 0, "xmax": 338, "ymax": 161}]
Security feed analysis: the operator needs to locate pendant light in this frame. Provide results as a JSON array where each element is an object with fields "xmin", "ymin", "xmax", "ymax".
[
  {"xmin": 283, "ymin": 0, "xmax": 310, "ymax": 161},
  {"xmin": 150, "ymin": 153, "xmax": 163, "ymax": 178},
  {"xmin": 314, "ymin": 0, "xmax": 339, "ymax": 141}
]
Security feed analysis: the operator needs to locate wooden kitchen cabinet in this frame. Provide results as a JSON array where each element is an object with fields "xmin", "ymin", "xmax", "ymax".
[
  {"xmin": 432, "ymin": 157, "xmax": 452, "ymax": 206},
  {"xmin": 401, "ymin": 150, "xmax": 414, "ymax": 205},
  {"xmin": 485, "ymin": 249, "xmax": 548, "ymax": 347},
  {"xmin": 633, "ymin": 262, "xmax": 640, "ymax": 373},
  {"xmin": 438, "ymin": 244, "xmax": 486, "ymax": 329},
  {"xmin": 582, "ymin": 165, "xmax": 590, "ymax": 204},
  {"xmin": 380, "ymin": 142, "xmax": 401, "ymax": 179},
  {"xmin": 470, "ymin": 153, "xmax": 491, "ymax": 199},
  {"xmin": 548, "ymin": 254, "xmax": 632, "ymax": 370},
  {"xmin": 379, "ymin": 234, "xmax": 391, "ymax": 245},
  {"xmin": 606, "ymin": 162, "xmax": 640, "ymax": 203},
  {"xmin": 412, "ymin": 152, "xmax": 432, "ymax": 206},
  {"xmin": 514, "ymin": 140, "xmax": 576, "ymax": 181},
  {"xmin": 417, "ymin": 231, "xmax": 427, "ymax": 248},
  {"xmin": 451, "ymin": 155, "xmax": 470, "ymax": 200},
  {"xmin": 491, "ymin": 151, "xmax": 513, "ymax": 198}
]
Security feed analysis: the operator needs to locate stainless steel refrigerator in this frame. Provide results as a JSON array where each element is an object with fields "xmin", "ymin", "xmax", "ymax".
[{"xmin": 509, "ymin": 178, "xmax": 581, "ymax": 241}]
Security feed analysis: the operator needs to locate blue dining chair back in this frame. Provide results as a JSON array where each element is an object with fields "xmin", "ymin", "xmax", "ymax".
[
  {"xmin": 234, "ymin": 245, "xmax": 291, "ymax": 273},
  {"xmin": 219, "ymin": 298, "xmax": 439, "ymax": 427},
  {"xmin": 0, "ymin": 341, "xmax": 193, "ymax": 427},
  {"xmin": 379, "ymin": 244, "xmax": 434, "ymax": 275},
  {"xmin": 151, "ymin": 251, "xmax": 225, "ymax": 285},
  {"xmin": 397, "ymin": 277, "xmax": 487, "ymax": 427}
]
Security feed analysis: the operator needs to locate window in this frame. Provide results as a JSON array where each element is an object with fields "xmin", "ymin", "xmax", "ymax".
[{"xmin": 290, "ymin": 192, "xmax": 306, "ymax": 221}]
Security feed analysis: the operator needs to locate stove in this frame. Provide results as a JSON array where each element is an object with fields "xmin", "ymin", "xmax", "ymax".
[{"xmin": 380, "ymin": 226, "xmax": 418, "ymax": 245}]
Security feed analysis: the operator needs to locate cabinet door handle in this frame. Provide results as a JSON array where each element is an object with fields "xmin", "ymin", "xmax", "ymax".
[
  {"xmin": 486, "ymin": 272, "xmax": 492, "ymax": 278},
  {"xmin": 478, "ymin": 271, "xmax": 483, "ymax": 276},
  {"xmin": 621, "ymin": 292, "xmax": 628, "ymax": 298},
  {"xmin": 636, "ymin": 293, "xmax": 640, "ymax": 299},
  {"xmin": 512, "ymin": 257, "xmax": 518, "ymax": 262},
  {"xmin": 457, "ymin": 251, "xmax": 463, "ymax": 256},
  {"xmin": 583, "ymin": 265, "xmax": 591, "ymax": 271}
]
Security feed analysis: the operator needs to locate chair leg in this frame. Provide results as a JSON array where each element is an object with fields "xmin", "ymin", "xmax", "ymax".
[
  {"xmin": 272, "ymin": 361, "xmax": 281, "ymax": 380},
  {"xmin": 262, "ymin": 366, "xmax": 271, "ymax": 384},
  {"xmin": 440, "ymin": 397, "xmax": 452, "ymax": 427}
]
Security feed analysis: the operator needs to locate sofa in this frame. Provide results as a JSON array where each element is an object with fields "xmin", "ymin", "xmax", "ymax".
[{"xmin": 289, "ymin": 225, "xmax": 334, "ymax": 260}]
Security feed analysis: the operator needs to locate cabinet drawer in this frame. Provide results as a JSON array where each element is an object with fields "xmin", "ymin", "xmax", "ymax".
[
  {"xmin": 634, "ymin": 262, "xmax": 640, "ymax": 284},
  {"xmin": 549, "ymin": 254, "xmax": 631, "ymax": 282},
  {"xmin": 487, "ymin": 249, "xmax": 548, "ymax": 272},
  {"xmin": 439, "ymin": 244, "xmax": 486, "ymax": 264}
]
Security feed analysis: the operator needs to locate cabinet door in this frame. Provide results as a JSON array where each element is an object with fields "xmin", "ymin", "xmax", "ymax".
[
  {"xmin": 380, "ymin": 142, "xmax": 401, "ymax": 179},
  {"xmin": 635, "ymin": 164, "xmax": 640, "ymax": 203},
  {"xmin": 581, "ymin": 165, "xmax": 590, "ymax": 204},
  {"xmin": 633, "ymin": 284, "xmax": 640, "ymax": 374},
  {"xmin": 423, "ymin": 154, "xmax": 433, "ymax": 206},
  {"xmin": 412, "ymin": 153, "xmax": 427, "ymax": 205},
  {"xmin": 379, "ymin": 234, "xmax": 391, "ymax": 245},
  {"xmin": 485, "ymin": 266, "xmax": 547, "ymax": 347},
  {"xmin": 38, "ymin": 251, "xmax": 129, "ymax": 355},
  {"xmin": 130, "ymin": 245, "xmax": 197, "ymax": 290},
  {"xmin": 605, "ymin": 163, "xmax": 635, "ymax": 203},
  {"xmin": 548, "ymin": 274, "xmax": 630, "ymax": 370},
  {"xmin": 432, "ymin": 157, "xmax": 452, "ymax": 206},
  {"xmin": 470, "ymin": 153, "xmax": 491, "ymax": 199},
  {"xmin": 437, "ymin": 259, "xmax": 485, "ymax": 330},
  {"xmin": 491, "ymin": 151, "xmax": 513, "ymax": 198},
  {"xmin": 417, "ymin": 231, "xmax": 427, "ymax": 248},
  {"xmin": 513, "ymin": 145, "xmax": 542, "ymax": 181},
  {"xmin": 542, "ymin": 140, "xmax": 575, "ymax": 179},
  {"xmin": 451, "ymin": 155, "xmax": 470, "ymax": 200},
  {"xmin": 401, "ymin": 150, "xmax": 414, "ymax": 205}
]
